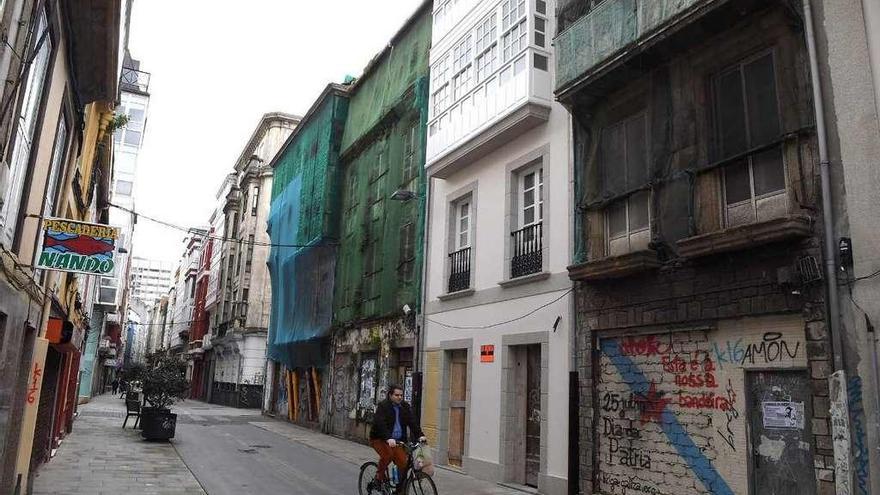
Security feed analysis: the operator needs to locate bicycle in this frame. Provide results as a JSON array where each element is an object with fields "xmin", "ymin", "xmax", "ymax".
[{"xmin": 358, "ymin": 441, "xmax": 438, "ymax": 495}]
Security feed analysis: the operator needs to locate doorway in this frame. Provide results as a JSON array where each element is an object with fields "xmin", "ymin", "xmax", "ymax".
[
  {"xmin": 747, "ymin": 370, "xmax": 816, "ymax": 495},
  {"xmin": 447, "ymin": 349, "xmax": 467, "ymax": 467},
  {"xmin": 506, "ymin": 343, "xmax": 542, "ymax": 487}
]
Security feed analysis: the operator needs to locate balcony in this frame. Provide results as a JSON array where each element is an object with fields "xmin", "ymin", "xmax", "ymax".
[
  {"xmin": 426, "ymin": 47, "xmax": 552, "ymax": 178},
  {"xmin": 119, "ymin": 66, "xmax": 150, "ymax": 94},
  {"xmin": 510, "ymin": 223, "xmax": 543, "ymax": 278},
  {"xmin": 554, "ymin": 0, "xmax": 717, "ymax": 96},
  {"xmin": 447, "ymin": 247, "xmax": 471, "ymax": 293}
]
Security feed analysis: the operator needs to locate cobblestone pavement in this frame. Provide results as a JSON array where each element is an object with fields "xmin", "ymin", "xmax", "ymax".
[{"xmin": 32, "ymin": 394, "xmax": 205, "ymax": 495}]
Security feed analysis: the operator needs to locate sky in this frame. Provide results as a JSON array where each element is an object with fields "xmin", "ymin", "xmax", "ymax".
[{"xmin": 127, "ymin": 0, "xmax": 423, "ymax": 263}]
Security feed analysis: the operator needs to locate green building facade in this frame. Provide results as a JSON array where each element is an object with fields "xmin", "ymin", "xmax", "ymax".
[{"xmin": 327, "ymin": 2, "xmax": 432, "ymax": 441}]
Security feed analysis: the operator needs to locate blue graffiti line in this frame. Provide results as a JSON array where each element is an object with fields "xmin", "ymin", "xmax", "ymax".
[
  {"xmin": 847, "ymin": 376, "xmax": 870, "ymax": 495},
  {"xmin": 602, "ymin": 339, "xmax": 734, "ymax": 495}
]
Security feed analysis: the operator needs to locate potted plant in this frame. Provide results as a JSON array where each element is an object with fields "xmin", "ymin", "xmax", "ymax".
[{"xmin": 140, "ymin": 355, "xmax": 189, "ymax": 440}]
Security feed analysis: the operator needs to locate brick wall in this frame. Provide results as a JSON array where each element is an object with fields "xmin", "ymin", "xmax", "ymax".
[{"xmin": 574, "ymin": 239, "xmax": 835, "ymax": 495}]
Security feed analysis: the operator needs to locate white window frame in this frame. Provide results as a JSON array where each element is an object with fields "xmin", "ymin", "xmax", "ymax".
[
  {"xmin": 518, "ymin": 163, "xmax": 543, "ymax": 229},
  {"xmin": 1, "ymin": 8, "xmax": 52, "ymax": 247},
  {"xmin": 605, "ymin": 191, "xmax": 651, "ymax": 257},
  {"xmin": 454, "ymin": 198, "xmax": 471, "ymax": 250}
]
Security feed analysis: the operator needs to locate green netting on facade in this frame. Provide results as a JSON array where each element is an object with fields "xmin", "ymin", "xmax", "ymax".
[
  {"xmin": 267, "ymin": 89, "xmax": 349, "ymax": 368},
  {"xmin": 332, "ymin": 6, "xmax": 431, "ymax": 326},
  {"xmin": 339, "ymin": 10, "xmax": 432, "ymax": 154}
]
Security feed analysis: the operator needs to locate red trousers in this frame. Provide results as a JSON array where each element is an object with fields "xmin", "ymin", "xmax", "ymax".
[{"xmin": 371, "ymin": 439, "xmax": 408, "ymax": 481}]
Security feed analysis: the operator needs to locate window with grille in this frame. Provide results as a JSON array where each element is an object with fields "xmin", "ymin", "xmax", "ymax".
[
  {"xmin": 714, "ymin": 51, "xmax": 786, "ymax": 227},
  {"xmin": 600, "ymin": 113, "xmax": 651, "ymax": 256}
]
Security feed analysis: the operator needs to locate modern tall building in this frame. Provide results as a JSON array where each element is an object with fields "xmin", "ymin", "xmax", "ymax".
[
  {"xmin": 420, "ymin": 0, "xmax": 572, "ymax": 492},
  {"xmin": 80, "ymin": 51, "xmax": 151, "ymax": 398},
  {"xmin": 128, "ymin": 256, "xmax": 173, "ymax": 306}
]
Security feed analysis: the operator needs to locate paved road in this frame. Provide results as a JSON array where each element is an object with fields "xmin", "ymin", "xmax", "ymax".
[{"xmin": 34, "ymin": 396, "xmax": 522, "ymax": 495}]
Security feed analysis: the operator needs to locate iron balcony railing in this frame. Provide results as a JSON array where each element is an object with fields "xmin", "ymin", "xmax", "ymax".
[
  {"xmin": 448, "ymin": 247, "xmax": 472, "ymax": 293},
  {"xmin": 120, "ymin": 66, "xmax": 150, "ymax": 93},
  {"xmin": 511, "ymin": 222, "xmax": 543, "ymax": 278}
]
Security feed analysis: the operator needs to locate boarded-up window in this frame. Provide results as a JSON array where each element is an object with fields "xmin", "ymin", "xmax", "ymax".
[{"xmin": 358, "ymin": 354, "xmax": 378, "ymax": 409}]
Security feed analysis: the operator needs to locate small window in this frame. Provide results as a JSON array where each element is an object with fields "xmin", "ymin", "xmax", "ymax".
[
  {"xmin": 251, "ymin": 186, "xmax": 259, "ymax": 215},
  {"xmin": 401, "ymin": 124, "xmax": 419, "ymax": 187},
  {"xmin": 455, "ymin": 199, "xmax": 471, "ymax": 249},
  {"xmin": 534, "ymin": 16, "xmax": 546, "ymax": 47},
  {"xmin": 536, "ymin": 0, "xmax": 547, "ymax": 14},
  {"xmin": 115, "ymin": 180, "xmax": 133, "ymax": 196},
  {"xmin": 398, "ymin": 221, "xmax": 416, "ymax": 283},
  {"xmin": 605, "ymin": 191, "xmax": 651, "ymax": 256},
  {"xmin": 520, "ymin": 165, "xmax": 543, "ymax": 228},
  {"xmin": 534, "ymin": 54, "xmax": 548, "ymax": 71}
]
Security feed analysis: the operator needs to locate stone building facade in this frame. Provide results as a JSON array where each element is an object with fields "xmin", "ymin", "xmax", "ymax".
[{"xmin": 554, "ymin": 1, "xmax": 842, "ymax": 493}]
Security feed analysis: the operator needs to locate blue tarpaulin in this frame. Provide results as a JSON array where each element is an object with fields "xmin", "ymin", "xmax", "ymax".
[{"xmin": 266, "ymin": 176, "xmax": 336, "ymax": 369}]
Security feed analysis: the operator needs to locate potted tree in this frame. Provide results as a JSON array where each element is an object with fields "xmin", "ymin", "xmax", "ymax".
[{"xmin": 140, "ymin": 355, "xmax": 189, "ymax": 440}]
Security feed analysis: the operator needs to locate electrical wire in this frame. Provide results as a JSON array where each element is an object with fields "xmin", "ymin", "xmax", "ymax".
[
  {"xmin": 108, "ymin": 202, "xmax": 334, "ymax": 249},
  {"xmin": 426, "ymin": 288, "xmax": 573, "ymax": 330}
]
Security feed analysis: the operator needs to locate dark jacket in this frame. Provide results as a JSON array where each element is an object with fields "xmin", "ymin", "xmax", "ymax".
[{"xmin": 370, "ymin": 399, "xmax": 423, "ymax": 442}]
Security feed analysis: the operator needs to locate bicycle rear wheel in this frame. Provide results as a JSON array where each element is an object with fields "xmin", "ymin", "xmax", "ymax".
[
  {"xmin": 359, "ymin": 461, "xmax": 381, "ymax": 495},
  {"xmin": 405, "ymin": 472, "xmax": 438, "ymax": 495}
]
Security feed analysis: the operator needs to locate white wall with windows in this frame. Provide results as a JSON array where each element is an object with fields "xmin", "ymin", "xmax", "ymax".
[
  {"xmin": 422, "ymin": 1, "xmax": 571, "ymax": 492},
  {"xmin": 426, "ymin": 0, "xmax": 553, "ymax": 164}
]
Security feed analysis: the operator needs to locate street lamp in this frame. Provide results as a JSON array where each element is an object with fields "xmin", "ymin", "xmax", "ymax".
[{"xmin": 390, "ymin": 189, "xmax": 417, "ymax": 202}]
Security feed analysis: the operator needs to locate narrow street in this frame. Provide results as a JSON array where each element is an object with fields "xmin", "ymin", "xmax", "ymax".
[{"xmin": 33, "ymin": 394, "xmax": 521, "ymax": 495}]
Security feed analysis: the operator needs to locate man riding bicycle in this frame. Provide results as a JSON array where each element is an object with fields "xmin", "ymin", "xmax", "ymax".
[{"xmin": 370, "ymin": 384, "xmax": 426, "ymax": 493}]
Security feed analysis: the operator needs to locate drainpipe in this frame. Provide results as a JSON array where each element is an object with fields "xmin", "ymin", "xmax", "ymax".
[
  {"xmin": 802, "ymin": 0, "xmax": 844, "ymax": 372},
  {"xmin": 802, "ymin": 0, "xmax": 854, "ymax": 491},
  {"xmin": 415, "ymin": 175, "xmax": 433, "ymax": 375}
]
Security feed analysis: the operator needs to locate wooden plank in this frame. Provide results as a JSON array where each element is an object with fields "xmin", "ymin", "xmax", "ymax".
[{"xmin": 448, "ymin": 408, "xmax": 465, "ymax": 466}]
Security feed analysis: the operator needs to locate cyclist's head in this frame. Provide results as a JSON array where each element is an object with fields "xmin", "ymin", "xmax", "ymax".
[{"xmin": 387, "ymin": 384, "xmax": 404, "ymax": 404}]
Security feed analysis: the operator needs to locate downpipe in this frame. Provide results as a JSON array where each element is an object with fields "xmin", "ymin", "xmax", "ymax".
[{"xmin": 802, "ymin": 0, "xmax": 852, "ymax": 492}]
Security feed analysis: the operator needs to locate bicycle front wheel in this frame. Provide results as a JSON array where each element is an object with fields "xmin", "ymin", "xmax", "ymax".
[
  {"xmin": 405, "ymin": 472, "xmax": 438, "ymax": 495},
  {"xmin": 358, "ymin": 461, "xmax": 380, "ymax": 495}
]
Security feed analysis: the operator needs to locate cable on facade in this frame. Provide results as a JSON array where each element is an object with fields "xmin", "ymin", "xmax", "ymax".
[
  {"xmin": 107, "ymin": 202, "xmax": 334, "ymax": 249},
  {"xmin": 425, "ymin": 288, "xmax": 574, "ymax": 330}
]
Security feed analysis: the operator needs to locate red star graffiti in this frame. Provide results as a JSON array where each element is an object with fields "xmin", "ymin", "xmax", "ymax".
[{"xmin": 634, "ymin": 381, "xmax": 670, "ymax": 424}]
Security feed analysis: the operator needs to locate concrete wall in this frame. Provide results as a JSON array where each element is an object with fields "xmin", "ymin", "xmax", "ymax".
[
  {"xmin": 813, "ymin": 2, "xmax": 880, "ymax": 493},
  {"xmin": 421, "ymin": 0, "xmax": 572, "ymax": 486}
]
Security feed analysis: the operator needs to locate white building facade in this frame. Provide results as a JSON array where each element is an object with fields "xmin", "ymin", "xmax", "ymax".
[
  {"xmin": 422, "ymin": 0, "xmax": 572, "ymax": 493},
  {"xmin": 129, "ymin": 257, "xmax": 173, "ymax": 307},
  {"xmin": 205, "ymin": 113, "xmax": 298, "ymax": 408}
]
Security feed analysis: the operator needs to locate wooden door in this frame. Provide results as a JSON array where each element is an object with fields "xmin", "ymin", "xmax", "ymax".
[
  {"xmin": 747, "ymin": 370, "xmax": 815, "ymax": 495},
  {"xmin": 447, "ymin": 350, "xmax": 467, "ymax": 467},
  {"xmin": 524, "ymin": 344, "xmax": 541, "ymax": 487}
]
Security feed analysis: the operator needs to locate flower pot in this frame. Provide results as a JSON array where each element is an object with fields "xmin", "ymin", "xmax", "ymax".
[{"xmin": 140, "ymin": 408, "xmax": 177, "ymax": 441}]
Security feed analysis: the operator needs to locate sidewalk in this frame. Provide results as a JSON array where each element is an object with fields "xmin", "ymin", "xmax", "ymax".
[{"xmin": 32, "ymin": 394, "xmax": 205, "ymax": 495}]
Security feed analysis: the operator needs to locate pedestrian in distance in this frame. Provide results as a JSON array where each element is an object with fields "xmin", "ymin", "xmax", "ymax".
[
  {"xmin": 111, "ymin": 378, "xmax": 119, "ymax": 395},
  {"xmin": 369, "ymin": 384, "xmax": 426, "ymax": 494}
]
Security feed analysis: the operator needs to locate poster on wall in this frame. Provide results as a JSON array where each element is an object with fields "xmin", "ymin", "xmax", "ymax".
[
  {"xmin": 404, "ymin": 370, "xmax": 413, "ymax": 403},
  {"xmin": 36, "ymin": 218, "xmax": 119, "ymax": 275},
  {"xmin": 762, "ymin": 401, "xmax": 805, "ymax": 429}
]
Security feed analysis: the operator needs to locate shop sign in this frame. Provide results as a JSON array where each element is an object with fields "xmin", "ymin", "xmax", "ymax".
[
  {"xmin": 36, "ymin": 218, "xmax": 119, "ymax": 275},
  {"xmin": 480, "ymin": 345, "xmax": 495, "ymax": 363}
]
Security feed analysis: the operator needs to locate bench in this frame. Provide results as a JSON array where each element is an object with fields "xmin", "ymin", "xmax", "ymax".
[{"xmin": 123, "ymin": 399, "xmax": 141, "ymax": 428}]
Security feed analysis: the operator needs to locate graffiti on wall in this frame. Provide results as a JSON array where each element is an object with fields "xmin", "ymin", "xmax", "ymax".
[
  {"xmin": 27, "ymin": 362, "xmax": 43, "ymax": 404},
  {"xmin": 848, "ymin": 376, "xmax": 870, "ymax": 495},
  {"xmin": 597, "ymin": 324, "xmax": 806, "ymax": 495}
]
